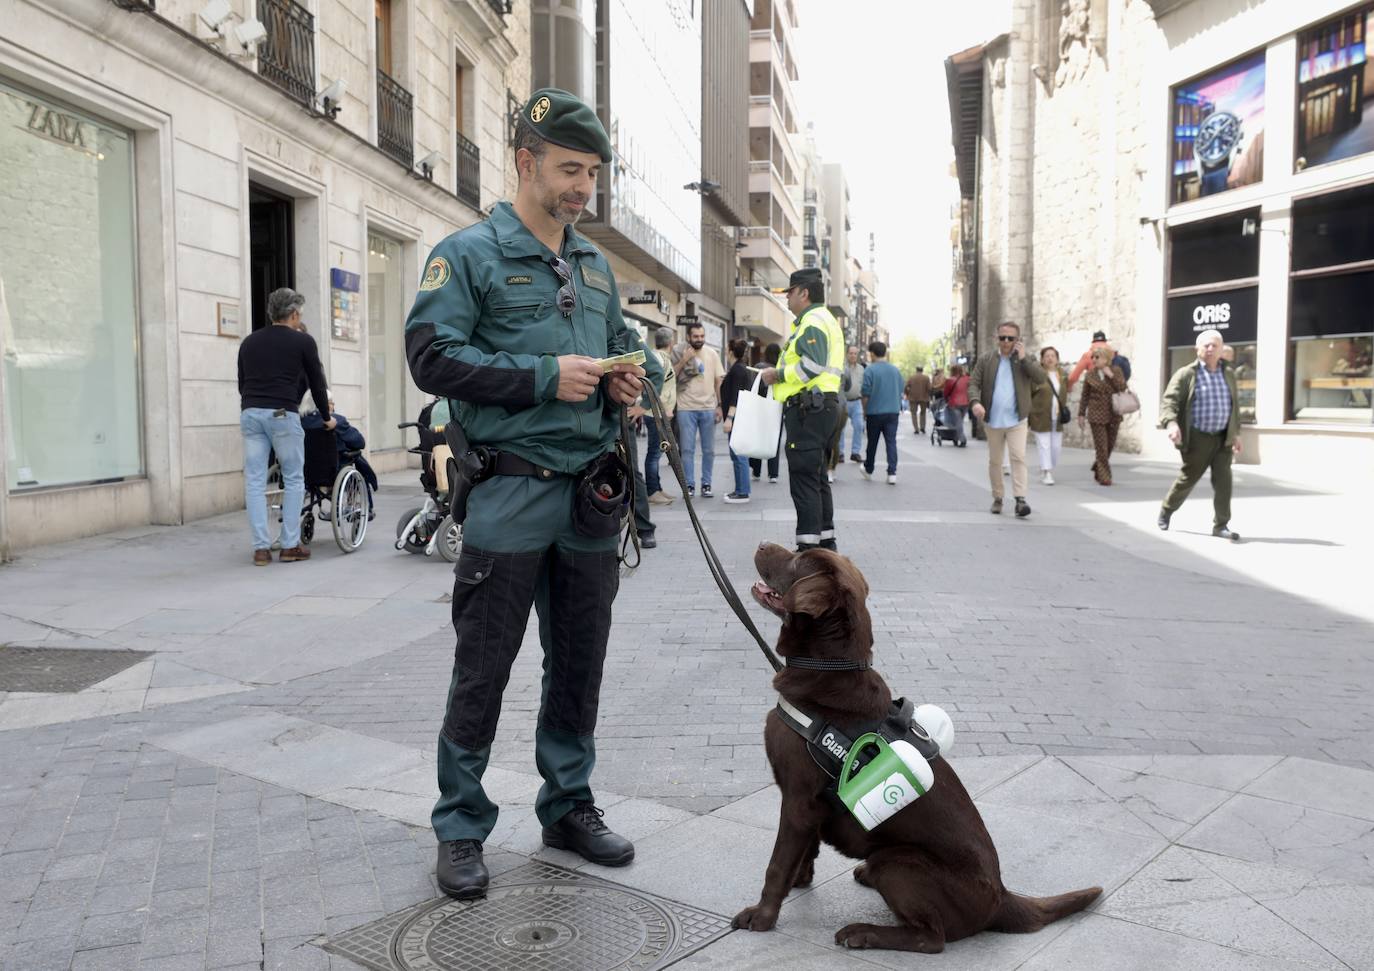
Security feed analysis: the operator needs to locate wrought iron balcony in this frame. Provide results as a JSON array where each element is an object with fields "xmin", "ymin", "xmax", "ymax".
[
  {"xmin": 485, "ymin": 0, "xmax": 511, "ymax": 15},
  {"xmin": 802, "ymin": 234, "xmax": 818, "ymax": 252},
  {"xmin": 376, "ymin": 69, "xmax": 414, "ymax": 169},
  {"xmin": 456, "ymin": 131, "xmax": 481, "ymax": 209},
  {"xmin": 259, "ymin": 0, "xmax": 316, "ymax": 108}
]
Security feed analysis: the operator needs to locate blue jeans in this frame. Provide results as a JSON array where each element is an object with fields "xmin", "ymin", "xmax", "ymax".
[
  {"xmin": 948, "ymin": 405, "xmax": 968, "ymax": 446},
  {"xmin": 729, "ymin": 447, "xmax": 751, "ymax": 496},
  {"xmin": 842, "ymin": 399, "xmax": 864, "ymax": 455},
  {"xmin": 864, "ymin": 413, "xmax": 900, "ymax": 475},
  {"xmin": 676, "ymin": 409, "xmax": 715, "ymax": 488},
  {"xmin": 644, "ymin": 416, "xmax": 663, "ymax": 495},
  {"xmin": 241, "ymin": 408, "xmax": 304, "ymax": 550}
]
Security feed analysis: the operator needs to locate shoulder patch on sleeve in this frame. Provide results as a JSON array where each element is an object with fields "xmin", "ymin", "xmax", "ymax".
[{"xmin": 419, "ymin": 257, "xmax": 452, "ymax": 292}]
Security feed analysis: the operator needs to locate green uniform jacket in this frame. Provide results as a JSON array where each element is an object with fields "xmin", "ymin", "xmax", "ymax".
[
  {"xmin": 967, "ymin": 350, "xmax": 1046, "ymax": 421},
  {"xmin": 1159, "ymin": 360, "xmax": 1240, "ymax": 451},
  {"xmin": 404, "ymin": 202, "xmax": 664, "ymax": 474}
]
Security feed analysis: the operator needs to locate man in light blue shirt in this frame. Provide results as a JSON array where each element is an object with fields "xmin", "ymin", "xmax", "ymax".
[
  {"xmin": 859, "ymin": 341, "xmax": 905, "ymax": 484},
  {"xmin": 969, "ymin": 321, "xmax": 1046, "ymax": 517}
]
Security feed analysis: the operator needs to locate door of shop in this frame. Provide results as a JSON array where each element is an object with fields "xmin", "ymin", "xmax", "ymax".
[{"xmin": 249, "ymin": 185, "xmax": 295, "ymax": 332}]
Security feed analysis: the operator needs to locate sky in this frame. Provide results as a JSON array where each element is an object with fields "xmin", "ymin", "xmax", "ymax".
[{"xmin": 793, "ymin": 0, "xmax": 1011, "ymax": 341}]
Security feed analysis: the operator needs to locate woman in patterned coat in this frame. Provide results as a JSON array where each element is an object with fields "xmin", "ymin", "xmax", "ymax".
[{"xmin": 1077, "ymin": 344, "xmax": 1128, "ymax": 485}]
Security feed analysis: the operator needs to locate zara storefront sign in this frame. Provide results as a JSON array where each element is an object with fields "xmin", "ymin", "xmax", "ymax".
[{"xmin": 1166, "ymin": 285, "xmax": 1258, "ymax": 347}]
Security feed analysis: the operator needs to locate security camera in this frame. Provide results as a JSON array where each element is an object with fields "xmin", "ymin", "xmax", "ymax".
[
  {"xmin": 417, "ymin": 149, "xmax": 442, "ymax": 181},
  {"xmin": 198, "ymin": 0, "xmax": 232, "ymax": 31},
  {"xmin": 319, "ymin": 78, "xmax": 347, "ymax": 118},
  {"xmin": 232, "ymin": 18, "xmax": 268, "ymax": 51}
]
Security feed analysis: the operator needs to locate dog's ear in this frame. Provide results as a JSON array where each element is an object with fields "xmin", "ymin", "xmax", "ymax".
[{"xmin": 783, "ymin": 573, "xmax": 837, "ymax": 617}]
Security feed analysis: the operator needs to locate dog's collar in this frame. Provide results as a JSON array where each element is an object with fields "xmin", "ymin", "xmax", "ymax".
[{"xmin": 784, "ymin": 656, "xmax": 871, "ymax": 672}]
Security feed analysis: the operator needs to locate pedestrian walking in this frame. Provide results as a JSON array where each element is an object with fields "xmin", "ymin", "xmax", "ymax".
[
  {"xmin": 1157, "ymin": 328, "xmax": 1242, "ymax": 541},
  {"xmin": 1076, "ymin": 345, "xmax": 1128, "ymax": 485},
  {"xmin": 671, "ymin": 321, "xmax": 725, "ymax": 498},
  {"xmin": 941, "ymin": 364, "xmax": 970, "ymax": 447},
  {"xmin": 839, "ymin": 345, "xmax": 865, "ymax": 463},
  {"xmin": 905, "ymin": 366, "xmax": 932, "ymax": 433},
  {"xmin": 645, "ymin": 326, "xmax": 677, "ymax": 506},
  {"xmin": 1029, "ymin": 347, "xmax": 1069, "ymax": 485},
  {"xmin": 1069, "ymin": 329, "xmax": 1132, "ymax": 386},
  {"xmin": 237, "ymin": 287, "xmax": 332, "ymax": 565},
  {"xmin": 759, "ymin": 267, "xmax": 845, "ymax": 551},
  {"xmin": 749, "ymin": 342, "xmax": 783, "ymax": 484},
  {"xmin": 404, "ymin": 88, "xmax": 665, "ymax": 899},
  {"xmin": 969, "ymin": 321, "xmax": 1046, "ymax": 517},
  {"xmin": 859, "ymin": 340, "xmax": 903, "ymax": 484},
  {"xmin": 720, "ymin": 338, "xmax": 754, "ymax": 503}
]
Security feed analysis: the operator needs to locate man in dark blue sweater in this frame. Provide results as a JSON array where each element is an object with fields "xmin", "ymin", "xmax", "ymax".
[
  {"xmin": 860, "ymin": 340, "xmax": 905, "ymax": 484},
  {"xmin": 237, "ymin": 288, "xmax": 332, "ymax": 565}
]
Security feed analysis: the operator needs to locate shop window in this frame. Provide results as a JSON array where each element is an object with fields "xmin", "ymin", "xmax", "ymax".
[
  {"xmin": 367, "ymin": 233, "xmax": 406, "ymax": 449},
  {"xmin": 1296, "ymin": 4, "xmax": 1374, "ymax": 172},
  {"xmin": 1, "ymin": 81, "xmax": 142, "ymax": 491},
  {"xmin": 1292, "ymin": 181, "xmax": 1374, "ymax": 270},
  {"xmin": 1168, "ymin": 209, "xmax": 1260, "ymax": 289},
  {"xmin": 1170, "ymin": 52, "xmax": 1266, "ymax": 205}
]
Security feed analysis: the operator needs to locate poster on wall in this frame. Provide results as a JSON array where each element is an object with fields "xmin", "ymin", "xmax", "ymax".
[
  {"xmin": 1297, "ymin": 4, "xmax": 1374, "ymax": 171},
  {"xmin": 330, "ymin": 268, "xmax": 360, "ymax": 342},
  {"xmin": 1171, "ymin": 52, "xmax": 1266, "ymax": 204}
]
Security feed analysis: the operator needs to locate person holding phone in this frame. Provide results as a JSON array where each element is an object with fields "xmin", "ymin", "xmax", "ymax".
[{"xmin": 969, "ymin": 321, "xmax": 1046, "ymax": 517}]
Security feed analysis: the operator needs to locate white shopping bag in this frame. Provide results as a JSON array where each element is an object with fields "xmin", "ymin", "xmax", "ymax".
[{"xmin": 729, "ymin": 373, "xmax": 783, "ymax": 459}]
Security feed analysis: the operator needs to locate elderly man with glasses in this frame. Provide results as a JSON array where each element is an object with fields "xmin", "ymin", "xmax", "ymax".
[
  {"xmin": 404, "ymin": 88, "xmax": 664, "ymax": 902},
  {"xmin": 969, "ymin": 321, "xmax": 1046, "ymax": 518}
]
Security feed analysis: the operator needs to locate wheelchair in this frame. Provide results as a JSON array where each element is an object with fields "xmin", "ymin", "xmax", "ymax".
[
  {"xmin": 394, "ymin": 400, "xmax": 462, "ymax": 563},
  {"xmin": 265, "ymin": 428, "xmax": 370, "ymax": 553}
]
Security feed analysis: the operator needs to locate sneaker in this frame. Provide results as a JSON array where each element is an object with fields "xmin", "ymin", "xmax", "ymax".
[
  {"xmin": 637, "ymin": 532, "xmax": 657, "ymax": 549},
  {"xmin": 1043, "ymin": 470, "xmax": 1055, "ymax": 486},
  {"xmin": 886, "ymin": 474, "xmax": 897, "ymax": 485},
  {"xmin": 827, "ymin": 471, "xmax": 835, "ymax": 483},
  {"xmin": 253, "ymin": 549, "xmax": 271, "ymax": 567},
  {"xmin": 541, "ymin": 802, "xmax": 634, "ymax": 866},
  {"xmin": 647, "ymin": 490, "xmax": 675, "ymax": 505},
  {"xmin": 436, "ymin": 839, "xmax": 488, "ymax": 900},
  {"xmin": 1014, "ymin": 497, "xmax": 1031, "ymax": 518},
  {"xmin": 768, "ymin": 476, "xmax": 779, "ymax": 484},
  {"xmin": 836, "ymin": 454, "xmax": 845, "ymax": 463},
  {"xmin": 1158, "ymin": 508, "xmax": 1172, "ymax": 531},
  {"xmin": 687, "ymin": 486, "xmax": 695, "ymax": 498},
  {"xmin": 279, "ymin": 545, "xmax": 311, "ymax": 562},
  {"xmin": 859, "ymin": 467, "xmax": 872, "ymax": 481},
  {"xmin": 849, "ymin": 454, "xmax": 861, "ymax": 463},
  {"xmin": 1212, "ymin": 526, "xmax": 1241, "ymax": 542},
  {"xmin": 723, "ymin": 492, "xmax": 751, "ymax": 504},
  {"xmin": 990, "ymin": 497, "xmax": 1003, "ymax": 515},
  {"xmin": 700, "ymin": 484, "xmax": 713, "ymax": 498}
]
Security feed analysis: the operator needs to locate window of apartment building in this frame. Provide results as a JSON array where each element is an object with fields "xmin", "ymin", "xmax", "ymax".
[
  {"xmin": 1296, "ymin": 3, "xmax": 1374, "ymax": 172},
  {"xmin": 375, "ymin": 0, "xmax": 394, "ymax": 76},
  {"xmin": 1165, "ymin": 209, "xmax": 1260, "ymax": 422},
  {"xmin": 1288, "ymin": 183, "xmax": 1374, "ymax": 424},
  {"xmin": 1170, "ymin": 52, "xmax": 1266, "ymax": 205},
  {"xmin": 0, "ymin": 80, "xmax": 142, "ymax": 491},
  {"xmin": 367, "ymin": 233, "xmax": 406, "ymax": 449}
]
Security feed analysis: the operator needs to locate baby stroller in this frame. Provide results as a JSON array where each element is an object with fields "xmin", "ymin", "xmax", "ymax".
[
  {"xmin": 394, "ymin": 399, "xmax": 462, "ymax": 563},
  {"xmin": 930, "ymin": 400, "xmax": 962, "ymax": 447}
]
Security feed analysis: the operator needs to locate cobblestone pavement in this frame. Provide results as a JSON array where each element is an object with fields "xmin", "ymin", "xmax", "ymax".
[{"xmin": 2, "ymin": 425, "xmax": 1371, "ymax": 969}]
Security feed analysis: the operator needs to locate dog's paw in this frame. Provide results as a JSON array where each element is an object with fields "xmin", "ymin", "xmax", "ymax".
[
  {"xmin": 834, "ymin": 923, "xmax": 884, "ymax": 949},
  {"xmin": 852, "ymin": 863, "xmax": 873, "ymax": 887},
  {"xmin": 732, "ymin": 904, "xmax": 779, "ymax": 932}
]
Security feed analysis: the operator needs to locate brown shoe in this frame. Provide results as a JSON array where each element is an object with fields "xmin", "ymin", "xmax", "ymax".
[
  {"xmin": 279, "ymin": 545, "xmax": 312, "ymax": 562},
  {"xmin": 253, "ymin": 549, "xmax": 272, "ymax": 566}
]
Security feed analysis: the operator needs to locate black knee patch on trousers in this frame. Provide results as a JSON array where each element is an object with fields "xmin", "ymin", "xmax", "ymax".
[
  {"xmin": 442, "ymin": 545, "xmax": 544, "ymax": 749},
  {"xmin": 538, "ymin": 548, "xmax": 620, "ymax": 737}
]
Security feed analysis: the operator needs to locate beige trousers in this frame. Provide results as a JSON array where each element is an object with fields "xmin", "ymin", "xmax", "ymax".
[{"xmin": 985, "ymin": 420, "xmax": 1029, "ymax": 499}]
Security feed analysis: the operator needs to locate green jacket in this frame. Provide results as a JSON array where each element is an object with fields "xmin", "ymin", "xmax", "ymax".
[
  {"xmin": 1159, "ymin": 359, "xmax": 1240, "ymax": 451},
  {"xmin": 968, "ymin": 349, "xmax": 1046, "ymax": 423},
  {"xmin": 1028, "ymin": 365, "xmax": 1069, "ymax": 433},
  {"xmin": 404, "ymin": 202, "xmax": 664, "ymax": 473}
]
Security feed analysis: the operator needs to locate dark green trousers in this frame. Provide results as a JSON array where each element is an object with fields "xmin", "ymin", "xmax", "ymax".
[
  {"xmin": 432, "ymin": 473, "xmax": 620, "ymax": 844},
  {"xmin": 1162, "ymin": 429, "xmax": 1233, "ymax": 528},
  {"xmin": 783, "ymin": 393, "xmax": 843, "ymax": 547}
]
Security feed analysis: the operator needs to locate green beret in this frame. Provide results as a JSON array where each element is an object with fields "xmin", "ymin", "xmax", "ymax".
[{"xmin": 521, "ymin": 88, "xmax": 613, "ymax": 163}]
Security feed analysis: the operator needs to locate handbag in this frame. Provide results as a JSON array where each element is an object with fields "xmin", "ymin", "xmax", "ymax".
[
  {"xmin": 729, "ymin": 373, "xmax": 784, "ymax": 459},
  {"xmin": 1045, "ymin": 375, "xmax": 1071, "ymax": 427},
  {"xmin": 1112, "ymin": 388, "xmax": 1141, "ymax": 416}
]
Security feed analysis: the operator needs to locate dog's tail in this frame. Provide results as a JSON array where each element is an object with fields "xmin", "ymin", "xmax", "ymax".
[{"xmin": 988, "ymin": 886, "xmax": 1102, "ymax": 934}]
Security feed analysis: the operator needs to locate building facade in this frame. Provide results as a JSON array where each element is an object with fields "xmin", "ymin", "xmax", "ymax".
[
  {"xmin": 948, "ymin": 0, "xmax": 1374, "ymax": 479},
  {"xmin": 0, "ymin": 0, "xmax": 527, "ymax": 554}
]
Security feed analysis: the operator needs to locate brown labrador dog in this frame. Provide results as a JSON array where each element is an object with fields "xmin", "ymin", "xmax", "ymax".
[{"xmin": 734, "ymin": 543, "xmax": 1101, "ymax": 952}]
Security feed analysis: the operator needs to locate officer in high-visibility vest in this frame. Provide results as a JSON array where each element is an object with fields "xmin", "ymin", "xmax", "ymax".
[{"xmin": 760, "ymin": 268, "xmax": 846, "ymax": 551}]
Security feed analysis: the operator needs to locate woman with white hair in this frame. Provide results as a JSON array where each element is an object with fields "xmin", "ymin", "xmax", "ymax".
[{"xmin": 301, "ymin": 388, "xmax": 378, "ymax": 518}]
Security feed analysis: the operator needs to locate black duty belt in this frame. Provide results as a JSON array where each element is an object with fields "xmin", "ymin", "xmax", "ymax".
[
  {"xmin": 775, "ymin": 695, "xmax": 941, "ymax": 782},
  {"xmin": 489, "ymin": 450, "xmax": 563, "ymax": 480},
  {"xmin": 784, "ymin": 391, "xmax": 840, "ymax": 410}
]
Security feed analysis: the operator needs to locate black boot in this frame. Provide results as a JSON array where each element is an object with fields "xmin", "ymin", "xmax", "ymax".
[
  {"xmin": 437, "ymin": 839, "xmax": 488, "ymax": 899},
  {"xmin": 542, "ymin": 802, "xmax": 634, "ymax": 866}
]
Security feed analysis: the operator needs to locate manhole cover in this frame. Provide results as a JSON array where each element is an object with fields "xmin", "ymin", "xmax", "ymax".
[
  {"xmin": 0, "ymin": 646, "xmax": 150, "ymax": 693},
  {"xmin": 320, "ymin": 860, "xmax": 732, "ymax": 970}
]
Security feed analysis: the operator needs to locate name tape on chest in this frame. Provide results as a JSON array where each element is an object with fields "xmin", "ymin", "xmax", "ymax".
[
  {"xmin": 580, "ymin": 265, "xmax": 611, "ymax": 293},
  {"xmin": 506, "ymin": 274, "xmax": 533, "ymax": 285}
]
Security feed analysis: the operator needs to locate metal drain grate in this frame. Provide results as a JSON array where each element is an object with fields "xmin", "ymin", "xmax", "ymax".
[
  {"xmin": 0, "ymin": 646, "xmax": 151, "ymax": 693},
  {"xmin": 320, "ymin": 860, "xmax": 732, "ymax": 970}
]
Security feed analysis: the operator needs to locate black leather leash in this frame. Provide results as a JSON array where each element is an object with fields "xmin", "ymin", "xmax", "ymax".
[{"xmin": 636, "ymin": 379, "xmax": 783, "ymax": 672}]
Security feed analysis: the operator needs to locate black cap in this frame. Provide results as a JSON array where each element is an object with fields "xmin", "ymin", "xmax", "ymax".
[
  {"xmin": 771, "ymin": 267, "xmax": 823, "ymax": 294},
  {"xmin": 520, "ymin": 88, "xmax": 613, "ymax": 162},
  {"xmin": 1092, "ymin": 330, "xmax": 1108, "ymax": 342}
]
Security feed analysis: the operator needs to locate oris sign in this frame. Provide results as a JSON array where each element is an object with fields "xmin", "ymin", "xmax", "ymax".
[{"xmin": 1167, "ymin": 286, "xmax": 1257, "ymax": 346}]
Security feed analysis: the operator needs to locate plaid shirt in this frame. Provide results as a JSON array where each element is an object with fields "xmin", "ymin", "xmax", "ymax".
[{"xmin": 1191, "ymin": 362, "xmax": 1231, "ymax": 433}]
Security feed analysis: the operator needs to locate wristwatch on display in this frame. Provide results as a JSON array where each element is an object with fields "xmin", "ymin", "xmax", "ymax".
[{"xmin": 1195, "ymin": 110, "xmax": 1242, "ymax": 195}]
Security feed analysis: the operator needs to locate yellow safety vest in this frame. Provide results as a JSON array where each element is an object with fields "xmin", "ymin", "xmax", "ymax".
[{"xmin": 774, "ymin": 304, "xmax": 845, "ymax": 404}]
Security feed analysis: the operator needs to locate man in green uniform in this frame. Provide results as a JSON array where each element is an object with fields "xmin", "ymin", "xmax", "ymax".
[
  {"xmin": 759, "ymin": 268, "xmax": 845, "ymax": 550},
  {"xmin": 404, "ymin": 88, "xmax": 664, "ymax": 899}
]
